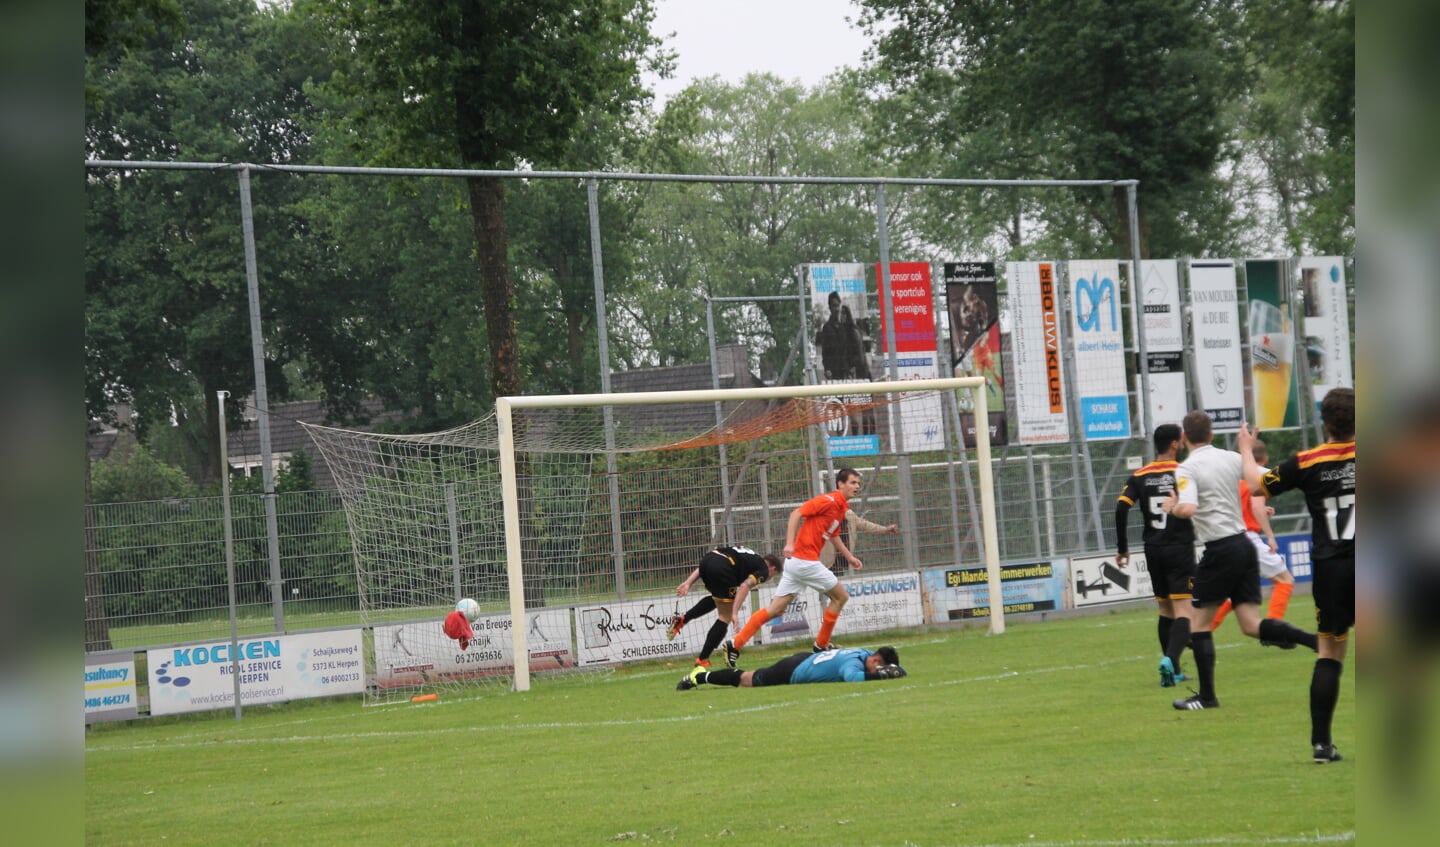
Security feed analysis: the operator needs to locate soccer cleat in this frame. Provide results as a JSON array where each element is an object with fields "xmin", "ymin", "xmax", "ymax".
[
  {"xmin": 693, "ymin": 658, "xmax": 712, "ymax": 668},
  {"xmin": 811, "ymin": 641, "xmax": 836, "ymax": 653},
  {"xmin": 1172, "ymin": 692, "xmax": 1220, "ymax": 710},
  {"xmin": 1312, "ymin": 743, "xmax": 1343, "ymax": 763},
  {"xmin": 1159, "ymin": 656, "xmax": 1177, "ymax": 688},
  {"xmin": 666, "ymin": 614, "xmax": 685, "ymax": 641},
  {"xmin": 722, "ymin": 639, "xmax": 740, "ymax": 668},
  {"xmin": 1260, "ymin": 638, "xmax": 1297, "ymax": 650},
  {"xmin": 676, "ymin": 666, "xmax": 706, "ymax": 691}
]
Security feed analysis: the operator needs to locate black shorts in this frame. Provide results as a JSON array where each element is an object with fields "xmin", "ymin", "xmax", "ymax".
[
  {"xmin": 698, "ymin": 551, "xmax": 744, "ymax": 604},
  {"xmin": 1189, "ymin": 532, "xmax": 1261, "ymax": 608},
  {"xmin": 1145, "ymin": 543, "xmax": 1197, "ymax": 601},
  {"xmin": 752, "ymin": 653, "xmax": 809, "ymax": 687},
  {"xmin": 1312, "ymin": 554, "xmax": 1355, "ymax": 640}
]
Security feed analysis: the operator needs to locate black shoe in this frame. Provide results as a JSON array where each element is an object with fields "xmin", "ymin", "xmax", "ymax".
[
  {"xmin": 1312, "ymin": 743, "xmax": 1343, "ymax": 763},
  {"xmin": 676, "ymin": 665, "xmax": 705, "ymax": 691},
  {"xmin": 1260, "ymin": 639, "xmax": 1297, "ymax": 650},
  {"xmin": 722, "ymin": 639, "xmax": 740, "ymax": 668},
  {"xmin": 812, "ymin": 641, "xmax": 837, "ymax": 653},
  {"xmin": 1172, "ymin": 692, "xmax": 1220, "ymax": 710}
]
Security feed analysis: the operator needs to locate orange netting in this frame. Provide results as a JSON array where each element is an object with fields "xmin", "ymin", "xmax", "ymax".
[{"xmin": 656, "ymin": 394, "xmax": 906, "ymax": 451}]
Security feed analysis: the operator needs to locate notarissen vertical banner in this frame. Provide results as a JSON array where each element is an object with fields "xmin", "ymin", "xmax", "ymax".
[
  {"xmin": 1136, "ymin": 260, "xmax": 1188, "ymax": 427},
  {"xmin": 1297, "ymin": 256, "xmax": 1353, "ymax": 411},
  {"xmin": 1244, "ymin": 259, "xmax": 1301, "ymax": 429},
  {"xmin": 1187, "ymin": 260, "xmax": 1245, "ymax": 431},
  {"xmin": 1007, "ymin": 261, "xmax": 1069, "ymax": 444},
  {"xmin": 1067, "ymin": 259, "xmax": 1131, "ymax": 440}
]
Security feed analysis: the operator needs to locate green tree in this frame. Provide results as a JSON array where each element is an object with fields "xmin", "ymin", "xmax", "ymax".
[
  {"xmin": 304, "ymin": 0, "xmax": 663, "ymax": 402},
  {"xmin": 1232, "ymin": 0, "xmax": 1353, "ymax": 254},
  {"xmin": 856, "ymin": 0, "xmax": 1249, "ymax": 259},
  {"xmin": 85, "ymin": 0, "xmax": 342, "ymax": 486},
  {"xmin": 618, "ymin": 74, "xmax": 890, "ymax": 377}
]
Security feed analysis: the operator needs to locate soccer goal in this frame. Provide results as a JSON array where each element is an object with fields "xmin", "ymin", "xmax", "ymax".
[{"xmin": 304, "ymin": 375, "xmax": 1000, "ymax": 701}]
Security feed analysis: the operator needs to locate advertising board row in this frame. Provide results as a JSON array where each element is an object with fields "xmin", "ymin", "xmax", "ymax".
[{"xmin": 85, "ymin": 533, "xmax": 1317, "ymax": 721}]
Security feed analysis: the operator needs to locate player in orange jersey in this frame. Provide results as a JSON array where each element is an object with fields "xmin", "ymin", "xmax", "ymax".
[{"xmin": 722, "ymin": 469, "xmax": 865, "ymax": 667}]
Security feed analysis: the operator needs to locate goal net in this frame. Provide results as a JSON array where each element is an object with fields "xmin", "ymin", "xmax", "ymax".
[{"xmin": 302, "ymin": 376, "xmax": 999, "ymax": 703}]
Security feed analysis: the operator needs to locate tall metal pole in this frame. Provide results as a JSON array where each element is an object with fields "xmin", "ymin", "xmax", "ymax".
[
  {"xmin": 587, "ymin": 179, "xmax": 627, "ymax": 599},
  {"xmin": 1126, "ymin": 184, "xmax": 1153, "ymax": 454},
  {"xmin": 217, "ymin": 391, "xmax": 243, "ymax": 720},
  {"xmin": 236, "ymin": 167, "xmax": 286, "ymax": 631},
  {"xmin": 874, "ymin": 185, "xmax": 919, "ymax": 572},
  {"xmin": 706, "ymin": 298, "xmax": 734, "ymax": 541}
]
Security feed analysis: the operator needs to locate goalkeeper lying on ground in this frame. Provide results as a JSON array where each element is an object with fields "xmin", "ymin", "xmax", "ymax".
[{"xmin": 676, "ymin": 645, "xmax": 904, "ymax": 690}]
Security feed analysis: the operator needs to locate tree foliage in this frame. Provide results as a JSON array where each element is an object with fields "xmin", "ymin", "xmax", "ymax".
[
  {"xmin": 304, "ymin": 0, "xmax": 663, "ymax": 401},
  {"xmin": 856, "ymin": 0, "xmax": 1252, "ymax": 259}
]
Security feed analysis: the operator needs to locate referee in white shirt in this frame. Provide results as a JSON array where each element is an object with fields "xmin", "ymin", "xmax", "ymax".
[{"xmin": 1161, "ymin": 411, "xmax": 1312, "ymax": 710}]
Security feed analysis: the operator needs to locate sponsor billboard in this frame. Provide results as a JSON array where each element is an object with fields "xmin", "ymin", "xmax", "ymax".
[{"xmin": 146, "ymin": 630, "xmax": 364, "ymax": 716}]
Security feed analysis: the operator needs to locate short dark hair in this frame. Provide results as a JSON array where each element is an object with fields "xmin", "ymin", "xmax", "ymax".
[
  {"xmin": 1252, "ymin": 439, "xmax": 1268, "ymax": 464},
  {"xmin": 763, "ymin": 554, "xmax": 783, "ymax": 572},
  {"xmin": 875, "ymin": 645, "xmax": 900, "ymax": 666},
  {"xmin": 1321, "ymin": 387, "xmax": 1354, "ymax": 440},
  {"xmin": 1153, "ymin": 423, "xmax": 1182, "ymax": 455},
  {"xmin": 1182, "ymin": 410, "xmax": 1213, "ymax": 445},
  {"xmin": 835, "ymin": 468, "xmax": 861, "ymax": 485}
]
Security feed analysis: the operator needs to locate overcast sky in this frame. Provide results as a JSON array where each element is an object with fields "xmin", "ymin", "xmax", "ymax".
[{"xmin": 645, "ymin": 0, "xmax": 873, "ymax": 102}]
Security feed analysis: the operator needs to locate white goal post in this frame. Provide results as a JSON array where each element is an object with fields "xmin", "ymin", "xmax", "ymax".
[{"xmin": 495, "ymin": 375, "xmax": 1001, "ymax": 692}]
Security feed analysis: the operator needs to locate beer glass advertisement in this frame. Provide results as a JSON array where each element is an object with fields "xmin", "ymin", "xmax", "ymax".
[{"xmin": 1244, "ymin": 259, "xmax": 1301, "ymax": 429}]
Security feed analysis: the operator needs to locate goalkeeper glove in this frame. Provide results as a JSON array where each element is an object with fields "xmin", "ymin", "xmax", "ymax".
[{"xmin": 873, "ymin": 664, "xmax": 906, "ymax": 680}]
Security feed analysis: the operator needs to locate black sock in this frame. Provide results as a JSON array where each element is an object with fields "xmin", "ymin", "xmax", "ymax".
[
  {"xmin": 1311, "ymin": 658, "xmax": 1343, "ymax": 746},
  {"xmin": 1259, "ymin": 617, "xmax": 1316, "ymax": 650},
  {"xmin": 1166, "ymin": 615, "xmax": 1192, "ymax": 667},
  {"xmin": 1158, "ymin": 615, "xmax": 1173, "ymax": 656},
  {"xmin": 683, "ymin": 596, "xmax": 716, "ymax": 621},
  {"xmin": 699, "ymin": 620, "xmax": 727, "ymax": 661},
  {"xmin": 702, "ymin": 668, "xmax": 742, "ymax": 687},
  {"xmin": 1190, "ymin": 630, "xmax": 1216, "ymax": 701}
]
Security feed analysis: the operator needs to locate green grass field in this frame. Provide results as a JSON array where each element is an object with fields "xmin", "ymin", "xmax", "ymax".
[{"xmin": 85, "ymin": 598, "xmax": 1354, "ymax": 846}]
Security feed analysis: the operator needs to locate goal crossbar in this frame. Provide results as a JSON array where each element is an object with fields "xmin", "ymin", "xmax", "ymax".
[{"xmin": 495, "ymin": 375, "xmax": 1002, "ymax": 692}]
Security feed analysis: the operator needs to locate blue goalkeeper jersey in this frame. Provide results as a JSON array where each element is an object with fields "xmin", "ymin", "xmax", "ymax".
[{"xmin": 789, "ymin": 648, "xmax": 874, "ymax": 684}]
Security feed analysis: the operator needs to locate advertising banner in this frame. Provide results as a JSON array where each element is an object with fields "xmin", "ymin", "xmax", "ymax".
[
  {"xmin": 85, "ymin": 654, "xmax": 138, "ymax": 723},
  {"xmin": 146, "ymin": 630, "xmax": 364, "ymax": 716},
  {"xmin": 1007, "ymin": 261, "xmax": 1069, "ymax": 444},
  {"xmin": 374, "ymin": 608, "xmax": 574, "ymax": 688},
  {"xmin": 805, "ymin": 262, "xmax": 880, "ymax": 455},
  {"xmin": 1069, "ymin": 552, "xmax": 1156, "ymax": 608},
  {"xmin": 1244, "ymin": 259, "xmax": 1301, "ymax": 429},
  {"xmin": 575, "ymin": 597, "xmax": 695, "ymax": 667},
  {"xmin": 944, "ymin": 262, "xmax": 1008, "ymax": 447},
  {"xmin": 754, "ymin": 572, "xmax": 925, "ymax": 646},
  {"xmin": 1273, "ymin": 531, "xmax": 1316, "ymax": 585},
  {"xmin": 1187, "ymin": 260, "xmax": 1245, "ymax": 430},
  {"xmin": 1067, "ymin": 260, "xmax": 1132, "ymax": 440},
  {"xmin": 876, "ymin": 262, "xmax": 937, "ymax": 353},
  {"xmin": 1297, "ymin": 256, "xmax": 1353, "ymax": 411},
  {"xmin": 877, "ymin": 262, "xmax": 945, "ymax": 451},
  {"xmin": 920, "ymin": 560, "xmax": 1071, "ymax": 622},
  {"xmin": 1136, "ymin": 260, "xmax": 1189, "ymax": 427}
]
